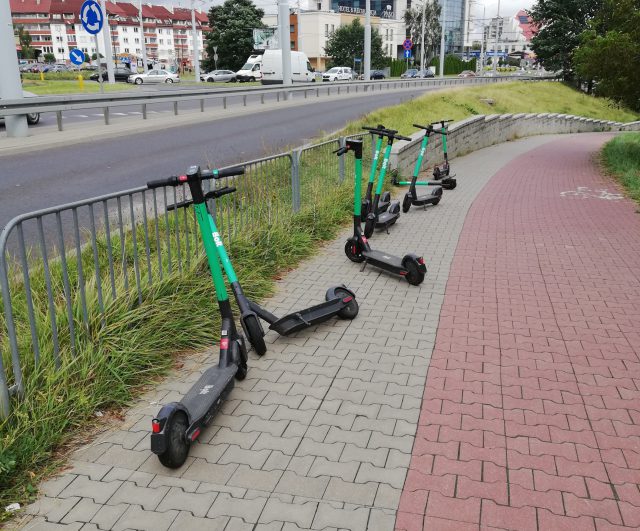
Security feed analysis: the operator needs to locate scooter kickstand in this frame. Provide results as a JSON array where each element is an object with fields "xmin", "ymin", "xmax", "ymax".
[{"xmin": 360, "ymin": 260, "xmax": 368, "ymax": 272}]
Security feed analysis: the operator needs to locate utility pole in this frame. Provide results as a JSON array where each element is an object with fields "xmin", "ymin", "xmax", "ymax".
[
  {"xmin": 493, "ymin": 0, "xmax": 501, "ymax": 72},
  {"xmin": 191, "ymin": 0, "xmax": 200, "ymax": 82},
  {"xmin": 0, "ymin": 0, "xmax": 27, "ymax": 137},
  {"xmin": 438, "ymin": 0, "xmax": 446, "ymax": 77},
  {"xmin": 364, "ymin": 0, "xmax": 371, "ymax": 81},
  {"xmin": 138, "ymin": 0, "xmax": 148, "ymax": 72},
  {"xmin": 278, "ymin": 0, "xmax": 292, "ymax": 87},
  {"xmin": 478, "ymin": 4, "xmax": 485, "ymax": 74},
  {"xmin": 99, "ymin": 0, "xmax": 115, "ymax": 83},
  {"xmin": 419, "ymin": 0, "xmax": 426, "ymax": 72}
]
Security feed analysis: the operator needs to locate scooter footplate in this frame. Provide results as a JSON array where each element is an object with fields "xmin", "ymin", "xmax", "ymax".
[
  {"xmin": 375, "ymin": 212, "xmax": 399, "ymax": 227},
  {"xmin": 362, "ymin": 249, "xmax": 404, "ymax": 269},
  {"xmin": 270, "ymin": 299, "xmax": 346, "ymax": 335},
  {"xmin": 181, "ymin": 365, "xmax": 236, "ymax": 423}
]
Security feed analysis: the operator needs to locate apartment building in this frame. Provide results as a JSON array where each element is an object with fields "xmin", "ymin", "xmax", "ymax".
[{"xmin": 10, "ymin": 0, "xmax": 209, "ymax": 67}]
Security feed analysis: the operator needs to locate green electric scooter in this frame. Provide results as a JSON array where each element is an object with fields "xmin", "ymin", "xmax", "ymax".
[
  {"xmin": 361, "ymin": 124, "xmax": 393, "ymax": 221},
  {"xmin": 148, "ymin": 166, "xmax": 359, "ymax": 468},
  {"xmin": 402, "ymin": 124, "xmax": 444, "ymax": 212}
]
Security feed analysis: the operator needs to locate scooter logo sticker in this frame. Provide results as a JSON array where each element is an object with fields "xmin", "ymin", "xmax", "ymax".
[
  {"xmin": 199, "ymin": 385, "xmax": 215, "ymax": 395},
  {"xmin": 373, "ymin": 150, "xmax": 380, "ymax": 160},
  {"xmin": 381, "ymin": 159, "xmax": 389, "ymax": 170},
  {"xmin": 213, "ymin": 232, "xmax": 224, "ymax": 247},
  {"xmin": 220, "ymin": 338, "xmax": 229, "ymax": 350},
  {"xmin": 419, "ymin": 147, "xmax": 426, "ymax": 157}
]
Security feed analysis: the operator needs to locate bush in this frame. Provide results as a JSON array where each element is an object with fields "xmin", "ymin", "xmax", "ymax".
[{"xmin": 430, "ymin": 54, "xmax": 476, "ymax": 75}]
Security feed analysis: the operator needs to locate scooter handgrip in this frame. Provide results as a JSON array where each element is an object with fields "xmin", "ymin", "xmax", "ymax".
[
  {"xmin": 413, "ymin": 124, "xmax": 433, "ymax": 131},
  {"xmin": 215, "ymin": 166, "xmax": 245, "ymax": 178},
  {"xmin": 395, "ymin": 134, "xmax": 412, "ymax": 141},
  {"xmin": 334, "ymin": 147, "xmax": 348, "ymax": 156},
  {"xmin": 362, "ymin": 125, "xmax": 386, "ymax": 132},
  {"xmin": 205, "ymin": 186, "xmax": 237, "ymax": 199},
  {"xmin": 147, "ymin": 175, "xmax": 181, "ymax": 189},
  {"xmin": 167, "ymin": 198, "xmax": 194, "ymax": 211}
]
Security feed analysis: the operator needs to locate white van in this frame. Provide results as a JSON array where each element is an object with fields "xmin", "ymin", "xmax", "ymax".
[
  {"xmin": 261, "ymin": 50, "xmax": 315, "ymax": 85},
  {"xmin": 235, "ymin": 54, "xmax": 263, "ymax": 82}
]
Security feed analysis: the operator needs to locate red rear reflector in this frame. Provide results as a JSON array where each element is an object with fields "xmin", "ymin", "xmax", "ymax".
[
  {"xmin": 362, "ymin": 237, "xmax": 368, "ymax": 244},
  {"xmin": 190, "ymin": 428, "xmax": 201, "ymax": 441},
  {"xmin": 342, "ymin": 296, "xmax": 353, "ymax": 303},
  {"xmin": 220, "ymin": 338, "xmax": 229, "ymax": 350},
  {"xmin": 399, "ymin": 271, "xmax": 407, "ymax": 276},
  {"xmin": 179, "ymin": 175, "xmax": 188, "ymax": 182},
  {"xmin": 418, "ymin": 257, "xmax": 425, "ymax": 265},
  {"xmin": 152, "ymin": 419, "xmax": 161, "ymax": 433}
]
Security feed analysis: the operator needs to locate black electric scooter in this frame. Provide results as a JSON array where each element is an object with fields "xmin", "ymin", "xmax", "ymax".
[
  {"xmin": 431, "ymin": 119, "xmax": 457, "ymax": 189},
  {"xmin": 402, "ymin": 124, "xmax": 443, "ymax": 212},
  {"xmin": 336, "ymin": 139, "xmax": 427, "ymax": 286},
  {"xmin": 147, "ymin": 166, "xmax": 359, "ymax": 468},
  {"xmin": 361, "ymin": 124, "xmax": 393, "ymax": 221},
  {"xmin": 362, "ymin": 126, "xmax": 409, "ymax": 238}
]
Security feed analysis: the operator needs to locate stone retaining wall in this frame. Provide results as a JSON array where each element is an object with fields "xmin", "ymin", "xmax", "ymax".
[{"xmin": 390, "ymin": 113, "xmax": 640, "ymax": 177}]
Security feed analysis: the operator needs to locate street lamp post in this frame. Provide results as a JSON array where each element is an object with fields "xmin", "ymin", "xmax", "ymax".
[
  {"xmin": 364, "ymin": 0, "xmax": 371, "ymax": 81},
  {"xmin": 493, "ymin": 0, "xmax": 501, "ymax": 72},
  {"xmin": 138, "ymin": 0, "xmax": 148, "ymax": 72},
  {"xmin": 419, "ymin": 0, "xmax": 426, "ymax": 72},
  {"xmin": 191, "ymin": 0, "xmax": 200, "ymax": 83},
  {"xmin": 0, "ymin": 0, "xmax": 27, "ymax": 137},
  {"xmin": 438, "ymin": 0, "xmax": 446, "ymax": 77}
]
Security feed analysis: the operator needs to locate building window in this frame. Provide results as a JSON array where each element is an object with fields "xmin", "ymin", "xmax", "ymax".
[
  {"xmin": 390, "ymin": 29, "xmax": 393, "ymax": 40},
  {"xmin": 325, "ymin": 24, "xmax": 328, "ymax": 37},
  {"xmin": 133, "ymin": 27, "xmax": 139, "ymax": 32},
  {"xmin": 58, "ymin": 47, "xmax": 64, "ymax": 53},
  {"xmin": 290, "ymin": 24, "xmax": 294, "ymax": 33},
  {"xmin": 135, "ymin": 38, "xmax": 139, "ymax": 43},
  {"xmin": 331, "ymin": 24, "xmax": 334, "ymax": 33},
  {"xmin": 125, "ymin": 47, "xmax": 129, "ymax": 52},
  {"xmin": 317, "ymin": 1, "xmax": 321, "ymax": 9},
  {"xmin": 159, "ymin": 39, "xmax": 163, "ymax": 44},
  {"xmin": 124, "ymin": 37, "xmax": 128, "ymax": 43},
  {"xmin": 158, "ymin": 28, "xmax": 162, "ymax": 34}
]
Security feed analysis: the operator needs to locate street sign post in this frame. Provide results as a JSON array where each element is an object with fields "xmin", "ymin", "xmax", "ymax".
[
  {"xmin": 81, "ymin": 0, "xmax": 105, "ymax": 92},
  {"xmin": 69, "ymin": 49, "xmax": 85, "ymax": 66},
  {"xmin": 402, "ymin": 39, "xmax": 413, "ymax": 51},
  {"xmin": 404, "ymin": 49, "xmax": 411, "ymax": 59}
]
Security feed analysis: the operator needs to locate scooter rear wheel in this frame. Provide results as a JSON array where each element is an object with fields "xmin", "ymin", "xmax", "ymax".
[
  {"xmin": 364, "ymin": 218, "xmax": 375, "ymax": 239},
  {"xmin": 157, "ymin": 411, "xmax": 190, "ymax": 469},
  {"xmin": 244, "ymin": 315, "xmax": 266, "ymax": 357},
  {"xmin": 403, "ymin": 258, "xmax": 425, "ymax": 286},
  {"xmin": 402, "ymin": 194, "xmax": 412, "ymax": 213},
  {"xmin": 344, "ymin": 239, "xmax": 365, "ymax": 263},
  {"xmin": 332, "ymin": 287, "xmax": 359, "ymax": 320}
]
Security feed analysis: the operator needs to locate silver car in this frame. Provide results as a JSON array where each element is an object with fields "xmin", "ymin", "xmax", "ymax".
[
  {"xmin": 201, "ymin": 69, "xmax": 236, "ymax": 83},
  {"xmin": 127, "ymin": 69, "xmax": 181, "ymax": 85},
  {"xmin": 0, "ymin": 90, "xmax": 40, "ymax": 125}
]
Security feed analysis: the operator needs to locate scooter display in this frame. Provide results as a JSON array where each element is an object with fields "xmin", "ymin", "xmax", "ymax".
[
  {"xmin": 362, "ymin": 126, "xmax": 410, "ymax": 238},
  {"xmin": 402, "ymin": 124, "xmax": 443, "ymax": 213},
  {"xmin": 147, "ymin": 166, "xmax": 359, "ymax": 468},
  {"xmin": 336, "ymin": 139, "xmax": 427, "ymax": 286},
  {"xmin": 431, "ymin": 119, "xmax": 457, "ymax": 189}
]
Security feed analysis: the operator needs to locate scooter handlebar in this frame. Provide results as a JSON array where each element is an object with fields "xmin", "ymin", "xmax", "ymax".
[
  {"xmin": 431, "ymin": 119, "xmax": 453, "ymax": 126},
  {"xmin": 147, "ymin": 166, "xmax": 244, "ymax": 189},
  {"xmin": 414, "ymin": 123, "xmax": 448, "ymax": 135},
  {"xmin": 201, "ymin": 166, "xmax": 245, "ymax": 179},
  {"xmin": 147, "ymin": 175, "xmax": 185, "ymax": 189},
  {"xmin": 334, "ymin": 146, "xmax": 348, "ymax": 156}
]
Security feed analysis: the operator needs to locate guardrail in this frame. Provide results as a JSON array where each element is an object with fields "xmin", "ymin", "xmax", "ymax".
[
  {"xmin": 0, "ymin": 130, "xmax": 372, "ymax": 418},
  {"xmin": 1, "ymin": 75, "xmax": 553, "ymax": 132}
]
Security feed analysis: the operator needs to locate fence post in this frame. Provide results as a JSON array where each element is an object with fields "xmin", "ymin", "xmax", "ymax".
[
  {"xmin": 291, "ymin": 149, "xmax": 301, "ymax": 213},
  {"xmin": 338, "ymin": 136, "xmax": 346, "ymax": 183},
  {"xmin": 142, "ymin": 103, "xmax": 147, "ymax": 119},
  {"xmin": 173, "ymin": 101, "xmax": 178, "ymax": 115},
  {"xmin": 103, "ymin": 107, "xmax": 109, "ymax": 125},
  {"xmin": 56, "ymin": 111, "xmax": 63, "ymax": 131}
]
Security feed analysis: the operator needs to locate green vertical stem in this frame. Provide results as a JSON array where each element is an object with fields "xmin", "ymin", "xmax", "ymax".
[{"xmin": 194, "ymin": 203, "xmax": 228, "ymax": 301}]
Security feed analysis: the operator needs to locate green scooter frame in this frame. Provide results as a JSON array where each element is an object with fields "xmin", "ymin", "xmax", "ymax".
[
  {"xmin": 401, "ymin": 124, "xmax": 443, "ymax": 213},
  {"xmin": 361, "ymin": 126, "xmax": 392, "ymax": 221}
]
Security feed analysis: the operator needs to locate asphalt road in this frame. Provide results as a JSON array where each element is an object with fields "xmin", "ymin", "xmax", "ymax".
[{"xmin": 0, "ymin": 87, "xmax": 430, "ymax": 228}]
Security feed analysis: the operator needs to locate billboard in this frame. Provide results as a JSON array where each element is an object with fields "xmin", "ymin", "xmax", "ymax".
[{"xmin": 253, "ymin": 28, "xmax": 279, "ymax": 50}]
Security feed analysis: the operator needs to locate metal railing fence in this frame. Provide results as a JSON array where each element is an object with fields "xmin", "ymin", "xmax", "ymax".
[{"xmin": 0, "ymin": 135, "xmax": 372, "ymax": 418}]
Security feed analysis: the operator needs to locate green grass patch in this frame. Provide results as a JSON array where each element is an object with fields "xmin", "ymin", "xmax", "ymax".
[
  {"xmin": 602, "ymin": 132, "xmax": 640, "ymax": 205},
  {"xmin": 338, "ymin": 81, "xmax": 639, "ymax": 137},
  {"xmin": 22, "ymin": 79, "xmax": 132, "ymax": 95}
]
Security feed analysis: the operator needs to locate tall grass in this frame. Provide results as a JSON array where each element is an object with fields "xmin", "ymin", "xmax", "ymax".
[
  {"xmin": 339, "ymin": 81, "xmax": 639, "ymax": 137},
  {"xmin": 602, "ymin": 132, "xmax": 640, "ymax": 205}
]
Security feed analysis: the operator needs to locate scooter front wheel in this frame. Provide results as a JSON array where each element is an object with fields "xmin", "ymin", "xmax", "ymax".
[
  {"xmin": 331, "ymin": 287, "xmax": 359, "ymax": 320},
  {"xmin": 243, "ymin": 314, "xmax": 266, "ymax": 357},
  {"xmin": 344, "ymin": 239, "xmax": 365, "ymax": 263},
  {"xmin": 403, "ymin": 258, "xmax": 425, "ymax": 286},
  {"xmin": 402, "ymin": 194, "xmax": 412, "ymax": 213},
  {"xmin": 364, "ymin": 218, "xmax": 375, "ymax": 239},
  {"xmin": 157, "ymin": 411, "xmax": 190, "ymax": 469}
]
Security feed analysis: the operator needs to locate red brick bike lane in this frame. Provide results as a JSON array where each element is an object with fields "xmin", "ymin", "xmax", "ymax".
[{"xmin": 396, "ymin": 134, "xmax": 640, "ymax": 531}]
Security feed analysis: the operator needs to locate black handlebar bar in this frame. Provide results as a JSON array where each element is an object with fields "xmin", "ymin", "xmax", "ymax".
[
  {"xmin": 167, "ymin": 186, "xmax": 237, "ymax": 211},
  {"xmin": 431, "ymin": 119, "xmax": 453, "ymax": 127},
  {"xmin": 363, "ymin": 125, "xmax": 411, "ymax": 141},
  {"xmin": 147, "ymin": 166, "xmax": 245, "ymax": 189},
  {"xmin": 413, "ymin": 123, "xmax": 448, "ymax": 135}
]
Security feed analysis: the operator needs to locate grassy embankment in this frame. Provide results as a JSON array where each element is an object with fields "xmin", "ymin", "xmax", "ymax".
[
  {"xmin": 602, "ymin": 132, "xmax": 640, "ymax": 205},
  {"xmin": 1, "ymin": 80, "xmax": 638, "ymax": 520}
]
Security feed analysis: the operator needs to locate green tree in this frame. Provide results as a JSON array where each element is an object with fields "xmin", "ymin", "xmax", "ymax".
[
  {"xmin": 15, "ymin": 26, "xmax": 35, "ymax": 60},
  {"xmin": 574, "ymin": 0, "xmax": 640, "ymax": 110},
  {"xmin": 324, "ymin": 19, "xmax": 385, "ymax": 70},
  {"xmin": 528, "ymin": 0, "xmax": 603, "ymax": 81},
  {"xmin": 202, "ymin": 0, "xmax": 265, "ymax": 72},
  {"xmin": 43, "ymin": 52, "xmax": 56, "ymax": 63},
  {"xmin": 404, "ymin": 0, "xmax": 441, "ymax": 63}
]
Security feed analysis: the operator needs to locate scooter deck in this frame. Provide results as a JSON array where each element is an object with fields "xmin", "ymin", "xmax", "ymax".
[
  {"xmin": 375, "ymin": 211, "xmax": 399, "ymax": 229},
  {"xmin": 269, "ymin": 298, "xmax": 348, "ymax": 335},
  {"xmin": 181, "ymin": 365, "xmax": 236, "ymax": 423},
  {"xmin": 362, "ymin": 249, "xmax": 404, "ymax": 271}
]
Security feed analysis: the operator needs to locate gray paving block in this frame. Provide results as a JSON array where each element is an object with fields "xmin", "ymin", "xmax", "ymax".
[
  {"xmin": 107, "ymin": 481, "xmax": 169, "ymax": 511},
  {"xmin": 312, "ymin": 502, "xmax": 370, "ymax": 531},
  {"xmin": 295, "ymin": 439, "xmax": 344, "ymax": 461},
  {"xmin": 60, "ymin": 476, "xmax": 123, "ymax": 505},
  {"xmin": 374, "ymin": 483, "xmax": 402, "ymax": 510},
  {"xmin": 368, "ymin": 432, "xmax": 414, "ymax": 453},
  {"xmin": 227, "ymin": 464, "xmax": 283, "ymax": 492},
  {"xmin": 206, "ymin": 492, "xmax": 267, "ymax": 522},
  {"xmin": 147, "ymin": 475, "xmax": 200, "ymax": 493},
  {"xmin": 95, "ymin": 445, "xmax": 149, "ymax": 470},
  {"xmin": 219, "ymin": 445, "xmax": 271, "ymax": 469},
  {"xmin": 68, "ymin": 461, "xmax": 111, "ymax": 481},
  {"xmin": 25, "ymin": 496, "xmax": 80, "ymax": 522},
  {"xmin": 90, "ymin": 503, "xmax": 129, "ymax": 529},
  {"xmin": 308, "ymin": 456, "xmax": 360, "ymax": 482},
  {"xmin": 181, "ymin": 458, "xmax": 238, "ymax": 485},
  {"xmin": 340, "ymin": 444, "xmax": 388, "ymax": 467},
  {"xmin": 39, "ymin": 474, "xmax": 77, "ymax": 498},
  {"xmin": 112, "ymin": 504, "xmax": 178, "ymax": 531},
  {"xmin": 367, "ymin": 508, "xmax": 397, "ymax": 531},
  {"xmin": 274, "ymin": 470, "xmax": 329, "ymax": 499},
  {"xmin": 22, "ymin": 517, "xmax": 83, "ymax": 531},
  {"xmin": 259, "ymin": 497, "xmax": 318, "ymax": 528},
  {"xmin": 167, "ymin": 511, "xmax": 229, "ymax": 531},
  {"xmin": 356, "ymin": 462, "xmax": 407, "ymax": 489},
  {"xmin": 156, "ymin": 486, "xmax": 217, "ymax": 517},
  {"xmin": 252, "ymin": 433, "xmax": 301, "ymax": 455},
  {"xmin": 242, "ymin": 416, "xmax": 289, "ymax": 437}
]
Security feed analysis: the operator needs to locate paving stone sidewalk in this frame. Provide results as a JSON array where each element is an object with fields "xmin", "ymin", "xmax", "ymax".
[
  {"xmin": 396, "ymin": 133, "xmax": 640, "ymax": 530},
  {"xmin": 17, "ymin": 134, "xmax": 609, "ymax": 531}
]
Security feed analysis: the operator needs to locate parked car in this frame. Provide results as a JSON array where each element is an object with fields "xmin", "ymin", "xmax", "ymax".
[
  {"xmin": 417, "ymin": 69, "xmax": 435, "ymax": 78},
  {"xmin": 0, "ymin": 90, "xmax": 40, "ymax": 125},
  {"xmin": 47, "ymin": 64, "xmax": 69, "ymax": 73},
  {"xmin": 322, "ymin": 66, "xmax": 353, "ymax": 82},
  {"xmin": 482, "ymin": 70, "xmax": 498, "ymax": 77},
  {"xmin": 369, "ymin": 70, "xmax": 386, "ymax": 80},
  {"xmin": 90, "ymin": 67, "xmax": 135, "ymax": 82},
  {"xmin": 127, "ymin": 69, "xmax": 180, "ymax": 84},
  {"xmin": 401, "ymin": 68, "xmax": 419, "ymax": 79},
  {"xmin": 200, "ymin": 69, "xmax": 236, "ymax": 83},
  {"xmin": 458, "ymin": 70, "xmax": 476, "ymax": 78},
  {"xmin": 235, "ymin": 61, "xmax": 262, "ymax": 82},
  {"xmin": 19, "ymin": 63, "xmax": 36, "ymax": 73}
]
